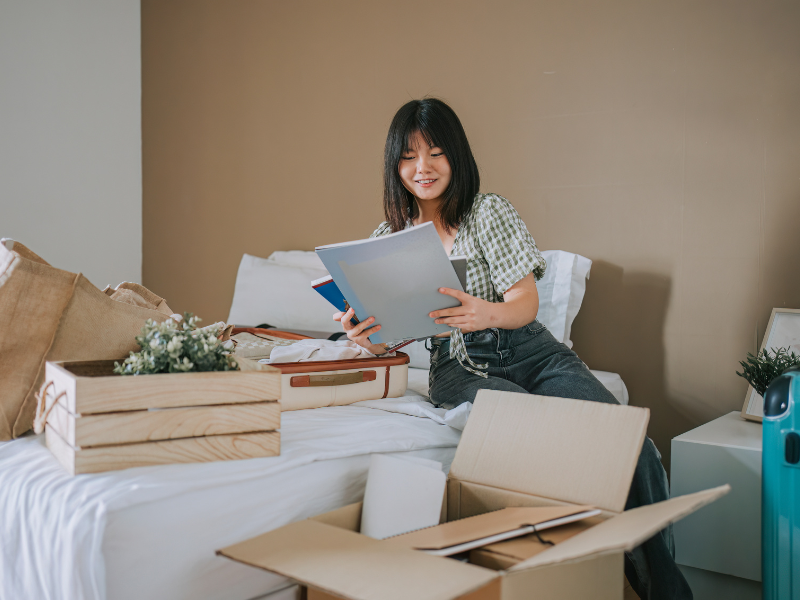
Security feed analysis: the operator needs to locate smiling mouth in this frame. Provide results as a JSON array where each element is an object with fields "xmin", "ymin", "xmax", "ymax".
[{"xmin": 416, "ymin": 179, "xmax": 437, "ymax": 185}]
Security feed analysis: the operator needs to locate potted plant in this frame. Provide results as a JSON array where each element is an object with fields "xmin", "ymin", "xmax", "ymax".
[{"xmin": 736, "ymin": 347, "xmax": 800, "ymax": 397}]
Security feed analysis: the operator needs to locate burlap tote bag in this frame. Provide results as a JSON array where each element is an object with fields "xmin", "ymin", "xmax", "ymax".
[{"xmin": 0, "ymin": 239, "xmax": 173, "ymax": 440}]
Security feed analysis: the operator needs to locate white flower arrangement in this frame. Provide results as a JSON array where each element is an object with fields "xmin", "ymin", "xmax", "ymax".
[{"xmin": 114, "ymin": 313, "xmax": 239, "ymax": 375}]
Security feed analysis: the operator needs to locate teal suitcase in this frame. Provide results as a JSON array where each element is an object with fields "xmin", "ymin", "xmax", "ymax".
[{"xmin": 763, "ymin": 369, "xmax": 800, "ymax": 599}]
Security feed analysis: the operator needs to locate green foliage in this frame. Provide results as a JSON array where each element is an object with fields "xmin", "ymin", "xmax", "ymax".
[
  {"xmin": 114, "ymin": 313, "xmax": 238, "ymax": 375},
  {"xmin": 736, "ymin": 347, "xmax": 800, "ymax": 396}
]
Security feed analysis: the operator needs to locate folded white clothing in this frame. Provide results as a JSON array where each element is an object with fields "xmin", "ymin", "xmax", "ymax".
[{"xmin": 267, "ymin": 338, "xmax": 377, "ymax": 363}]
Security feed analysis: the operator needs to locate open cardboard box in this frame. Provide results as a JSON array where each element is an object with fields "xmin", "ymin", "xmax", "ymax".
[{"xmin": 218, "ymin": 391, "xmax": 729, "ymax": 600}]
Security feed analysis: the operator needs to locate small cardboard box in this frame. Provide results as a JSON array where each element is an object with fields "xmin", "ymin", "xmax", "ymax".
[
  {"xmin": 42, "ymin": 359, "xmax": 281, "ymax": 474},
  {"xmin": 218, "ymin": 391, "xmax": 728, "ymax": 600}
]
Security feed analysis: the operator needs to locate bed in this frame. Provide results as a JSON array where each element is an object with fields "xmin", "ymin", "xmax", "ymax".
[
  {"xmin": 0, "ymin": 248, "xmax": 629, "ymax": 600},
  {"xmin": 0, "ymin": 397, "xmax": 461, "ymax": 600}
]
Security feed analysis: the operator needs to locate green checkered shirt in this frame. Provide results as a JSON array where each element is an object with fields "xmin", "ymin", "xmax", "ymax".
[{"xmin": 371, "ymin": 193, "xmax": 546, "ymax": 377}]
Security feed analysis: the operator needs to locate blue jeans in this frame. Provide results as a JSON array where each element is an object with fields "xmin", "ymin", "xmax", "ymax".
[{"xmin": 428, "ymin": 321, "xmax": 692, "ymax": 600}]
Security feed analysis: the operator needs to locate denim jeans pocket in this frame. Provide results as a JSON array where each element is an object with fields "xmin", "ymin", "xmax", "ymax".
[
  {"xmin": 463, "ymin": 328, "xmax": 497, "ymax": 345},
  {"xmin": 524, "ymin": 320, "xmax": 547, "ymax": 336},
  {"xmin": 462, "ymin": 328, "xmax": 499, "ymax": 365},
  {"xmin": 429, "ymin": 344, "xmax": 440, "ymax": 366}
]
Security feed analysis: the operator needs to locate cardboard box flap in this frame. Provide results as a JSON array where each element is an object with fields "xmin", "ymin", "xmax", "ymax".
[
  {"xmin": 508, "ymin": 485, "xmax": 730, "ymax": 572},
  {"xmin": 479, "ymin": 517, "xmax": 604, "ymax": 561},
  {"xmin": 218, "ymin": 519, "xmax": 498, "ymax": 600},
  {"xmin": 450, "ymin": 391, "xmax": 649, "ymax": 513},
  {"xmin": 383, "ymin": 505, "xmax": 594, "ymax": 551}
]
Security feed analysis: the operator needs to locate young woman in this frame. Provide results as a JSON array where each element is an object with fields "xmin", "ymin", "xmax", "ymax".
[{"xmin": 334, "ymin": 98, "xmax": 690, "ymax": 600}]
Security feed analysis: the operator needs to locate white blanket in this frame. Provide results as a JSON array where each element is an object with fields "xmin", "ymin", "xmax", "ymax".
[{"xmin": 0, "ymin": 400, "xmax": 461, "ymax": 600}]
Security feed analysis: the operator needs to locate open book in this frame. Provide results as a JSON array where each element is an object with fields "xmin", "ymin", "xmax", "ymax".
[
  {"xmin": 311, "ymin": 256, "xmax": 466, "ymax": 330},
  {"xmin": 314, "ymin": 222, "xmax": 467, "ymax": 345}
]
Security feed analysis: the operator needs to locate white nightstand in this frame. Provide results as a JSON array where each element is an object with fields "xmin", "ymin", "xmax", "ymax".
[{"xmin": 670, "ymin": 411, "xmax": 763, "ymax": 600}]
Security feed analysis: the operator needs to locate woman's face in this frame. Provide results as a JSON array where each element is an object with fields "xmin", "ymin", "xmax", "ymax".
[{"xmin": 398, "ymin": 131, "xmax": 452, "ymax": 203}]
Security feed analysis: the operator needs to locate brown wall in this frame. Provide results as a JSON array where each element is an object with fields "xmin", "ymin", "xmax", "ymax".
[{"xmin": 143, "ymin": 0, "xmax": 800, "ymax": 467}]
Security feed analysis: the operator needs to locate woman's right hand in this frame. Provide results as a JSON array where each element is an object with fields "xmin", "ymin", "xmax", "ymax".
[{"xmin": 333, "ymin": 308, "xmax": 386, "ymax": 355}]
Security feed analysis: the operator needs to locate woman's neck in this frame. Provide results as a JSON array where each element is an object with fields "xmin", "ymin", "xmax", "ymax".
[
  {"xmin": 412, "ymin": 196, "xmax": 441, "ymax": 225},
  {"xmin": 412, "ymin": 197, "xmax": 456, "ymax": 255}
]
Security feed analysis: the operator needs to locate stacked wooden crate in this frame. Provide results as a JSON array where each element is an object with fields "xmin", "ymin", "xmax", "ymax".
[{"xmin": 42, "ymin": 360, "xmax": 281, "ymax": 475}]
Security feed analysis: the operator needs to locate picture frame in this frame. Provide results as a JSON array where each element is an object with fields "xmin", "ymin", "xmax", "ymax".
[{"xmin": 741, "ymin": 308, "xmax": 800, "ymax": 422}]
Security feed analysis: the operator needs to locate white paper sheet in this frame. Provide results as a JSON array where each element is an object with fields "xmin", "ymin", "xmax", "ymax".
[{"xmin": 360, "ymin": 454, "xmax": 446, "ymax": 540}]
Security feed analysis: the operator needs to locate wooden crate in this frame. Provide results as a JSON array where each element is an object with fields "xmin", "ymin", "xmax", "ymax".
[
  {"xmin": 42, "ymin": 360, "xmax": 282, "ymax": 475},
  {"xmin": 45, "ymin": 360, "xmax": 280, "ymax": 414},
  {"xmin": 45, "ymin": 427, "xmax": 280, "ymax": 475},
  {"xmin": 48, "ymin": 399, "xmax": 280, "ymax": 447}
]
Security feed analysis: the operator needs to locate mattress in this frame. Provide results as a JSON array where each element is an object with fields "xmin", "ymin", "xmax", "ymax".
[
  {"xmin": 0, "ymin": 367, "xmax": 628, "ymax": 600},
  {"xmin": 0, "ymin": 396, "xmax": 460, "ymax": 600}
]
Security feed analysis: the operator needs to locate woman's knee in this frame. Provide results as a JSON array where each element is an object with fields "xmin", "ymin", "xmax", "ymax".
[
  {"xmin": 431, "ymin": 373, "xmax": 527, "ymax": 409},
  {"xmin": 528, "ymin": 364, "xmax": 620, "ymax": 406}
]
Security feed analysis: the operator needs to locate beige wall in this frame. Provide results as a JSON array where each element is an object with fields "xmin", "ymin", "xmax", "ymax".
[{"xmin": 142, "ymin": 0, "xmax": 800, "ymax": 467}]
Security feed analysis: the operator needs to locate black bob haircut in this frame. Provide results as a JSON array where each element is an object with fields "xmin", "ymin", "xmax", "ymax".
[{"xmin": 383, "ymin": 98, "xmax": 480, "ymax": 233}]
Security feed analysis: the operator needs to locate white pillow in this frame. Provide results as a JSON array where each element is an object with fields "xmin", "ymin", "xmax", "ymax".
[
  {"xmin": 266, "ymin": 250, "xmax": 325, "ymax": 270},
  {"xmin": 227, "ymin": 254, "xmax": 340, "ymax": 332},
  {"xmin": 536, "ymin": 250, "xmax": 592, "ymax": 348},
  {"xmin": 228, "ymin": 249, "xmax": 590, "ymax": 352}
]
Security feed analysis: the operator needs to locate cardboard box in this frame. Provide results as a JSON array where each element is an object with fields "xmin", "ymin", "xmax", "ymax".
[
  {"xmin": 468, "ymin": 516, "xmax": 604, "ymax": 570},
  {"xmin": 218, "ymin": 391, "xmax": 728, "ymax": 600}
]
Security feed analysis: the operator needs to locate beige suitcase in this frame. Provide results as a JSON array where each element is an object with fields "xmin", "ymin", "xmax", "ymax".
[{"xmin": 231, "ymin": 328, "xmax": 409, "ymax": 411}]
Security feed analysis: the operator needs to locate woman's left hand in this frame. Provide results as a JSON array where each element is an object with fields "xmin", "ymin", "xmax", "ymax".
[{"xmin": 429, "ymin": 288, "xmax": 495, "ymax": 333}]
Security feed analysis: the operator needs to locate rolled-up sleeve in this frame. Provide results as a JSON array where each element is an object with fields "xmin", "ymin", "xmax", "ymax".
[
  {"xmin": 474, "ymin": 195, "xmax": 546, "ymax": 293},
  {"xmin": 369, "ymin": 222, "xmax": 392, "ymax": 238}
]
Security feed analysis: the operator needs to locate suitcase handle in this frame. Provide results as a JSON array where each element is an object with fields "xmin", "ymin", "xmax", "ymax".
[{"xmin": 290, "ymin": 371, "xmax": 378, "ymax": 387}]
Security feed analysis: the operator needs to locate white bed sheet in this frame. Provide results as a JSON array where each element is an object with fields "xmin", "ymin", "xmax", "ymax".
[{"xmin": 0, "ymin": 401, "xmax": 460, "ymax": 600}]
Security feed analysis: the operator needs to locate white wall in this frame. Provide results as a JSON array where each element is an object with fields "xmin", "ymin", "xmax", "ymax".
[{"xmin": 0, "ymin": 0, "xmax": 141, "ymax": 287}]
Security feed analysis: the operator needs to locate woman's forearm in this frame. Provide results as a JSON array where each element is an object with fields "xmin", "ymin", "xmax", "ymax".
[
  {"xmin": 486, "ymin": 288, "xmax": 539, "ymax": 330},
  {"xmin": 430, "ymin": 273, "xmax": 540, "ymax": 333}
]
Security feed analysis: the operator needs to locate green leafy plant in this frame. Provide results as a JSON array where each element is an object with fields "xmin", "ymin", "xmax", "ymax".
[
  {"xmin": 736, "ymin": 347, "xmax": 800, "ymax": 396},
  {"xmin": 114, "ymin": 313, "xmax": 238, "ymax": 375}
]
